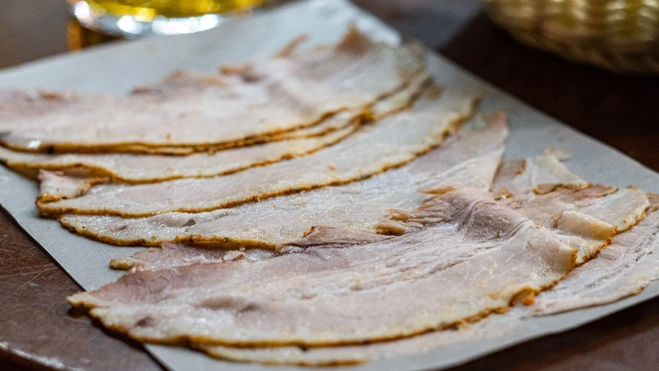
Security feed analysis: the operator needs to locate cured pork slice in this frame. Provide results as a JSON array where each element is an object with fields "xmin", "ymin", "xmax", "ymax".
[
  {"xmin": 0, "ymin": 90, "xmax": 78, "ymax": 131},
  {"xmin": 0, "ymin": 28, "xmax": 426, "ymax": 154},
  {"xmin": 68, "ymin": 188, "xmax": 575, "ymax": 346},
  {"xmin": 105, "ymin": 71, "xmax": 428, "ymax": 156},
  {"xmin": 0, "ymin": 75, "xmax": 426, "ymax": 182},
  {"xmin": 37, "ymin": 170, "xmax": 107, "ymax": 203},
  {"xmin": 508, "ymin": 185, "xmax": 648, "ymax": 264},
  {"xmin": 203, "ymin": 189, "xmax": 654, "ymax": 365},
  {"xmin": 108, "ymin": 183, "xmax": 646, "ymax": 274},
  {"xmin": 383, "ymin": 185, "xmax": 647, "ymax": 260},
  {"xmin": 39, "ymin": 88, "xmax": 480, "ymax": 217},
  {"xmin": 489, "ymin": 149, "xmax": 648, "ymax": 263},
  {"xmin": 198, "ymin": 312, "xmax": 522, "ymax": 366},
  {"xmin": 383, "ymin": 147, "xmax": 648, "ymax": 264},
  {"xmin": 1, "ymin": 114, "xmax": 356, "ymax": 182},
  {"xmin": 531, "ymin": 194, "xmax": 659, "ymax": 315},
  {"xmin": 110, "ymin": 243, "xmax": 274, "ymax": 271},
  {"xmin": 492, "ymin": 148, "xmax": 589, "ymax": 200},
  {"xmin": 188, "ymin": 183, "xmax": 644, "ymax": 364},
  {"xmin": 189, "ymin": 187, "xmax": 647, "ymax": 365},
  {"xmin": 192, "ymin": 188, "xmax": 649, "ymax": 365},
  {"xmin": 58, "ymin": 111, "xmax": 506, "ymax": 246}
]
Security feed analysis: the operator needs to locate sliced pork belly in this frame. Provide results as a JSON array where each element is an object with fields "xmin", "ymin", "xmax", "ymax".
[
  {"xmin": 40, "ymin": 88, "xmax": 480, "ymax": 217},
  {"xmin": 0, "ymin": 74, "xmax": 425, "ymax": 183},
  {"xmin": 531, "ymin": 194, "xmax": 659, "ymax": 315},
  {"xmin": 0, "ymin": 27, "xmax": 426, "ymax": 154},
  {"xmin": 68, "ymin": 188, "xmax": 575, "ymax": 346},
  {"xmin": 59, "ymin": 112, "xmax": 506, "ymax": 247}
]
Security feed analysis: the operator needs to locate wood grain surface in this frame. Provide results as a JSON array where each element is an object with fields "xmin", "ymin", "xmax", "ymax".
[{"xmin": 1, "ymin": 1, "xmax": 658, "ymax": 370}]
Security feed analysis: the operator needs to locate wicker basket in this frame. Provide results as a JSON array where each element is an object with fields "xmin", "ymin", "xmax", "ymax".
[{"xmin": 484, "ymin": 0, "xmax": 659, "ymax": 74}]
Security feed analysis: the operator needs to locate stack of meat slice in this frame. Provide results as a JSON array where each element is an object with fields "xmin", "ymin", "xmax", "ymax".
[
  {"xmin": 2, "ymin": 26, "xmax": 659, "ymax": 367},
  {"xmin": 0, "ymin": 27, "xmax": 428, "ymax": 155},
  {"xmin": 64, "ymin": 145, "xmax": 655, "ymax": 366}
]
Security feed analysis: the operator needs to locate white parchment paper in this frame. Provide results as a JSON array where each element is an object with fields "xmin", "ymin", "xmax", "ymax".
[{"xmin": 1, "ymin": 1, "xmax": 658, "ymax": 370}]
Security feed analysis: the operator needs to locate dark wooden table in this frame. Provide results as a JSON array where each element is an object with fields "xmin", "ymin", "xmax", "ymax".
[{"xmin": 1, "ymin": 1, "xmax": 658, "ymax": 370}]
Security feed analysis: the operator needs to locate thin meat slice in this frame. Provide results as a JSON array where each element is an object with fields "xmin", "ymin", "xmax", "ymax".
[
  {"xmin": 0, "ymin": 75, "xmax": 426, "ymax": 183},
  {"xmin": 37, "ymin": 170, "xmax": 107, "ymax": 203},
  {"xmin": 193, "ymin": 188, "xmax": 646, "ymax": 364},
  {"xmin": 108, "ymin": 184, "xmax": 646, "ymax": 270},
  {"xmin": 59, "ymin": 111, "xmax": 506, "ymax": 247},
  {"xmin": 0, "ymin": 27, "xmax": 426, "ymax": 154},
  {"xmin": 492, "ymin": 148, "xmax": 589, "ymax": 201},
  {"xmin": 109, "ymin": 69, "xmax": 429, "ymax": 156},
  {"xmin": 508, "ymin": 185, "xmax": 649, "ymax": 264},
  {"xmin": 0, "ymin": 90, "xmax": 78, "ymax": 131},
  {"xmin": 490, "ymin": 149, "xmax": 648, "ymax": 263},
  {"xmin": 187, "ymin": 188, "xmax": 647, "ymax": 365},
  {"xmin": 381, "ymin": 185, "xmax": 646, "ymax": 241},
  {"xmin": 68, "ymin": 188, "xmax": 575, "ymax": 346},
  {"xmin": 110, "ymin": 243, "xmax": 274, "ymax": 271},
  {"xmin": 40, "ymin": 88, "xmax": 480, "ymax": 217},
  {"xmin": 199, "ymin": 189, "xmax": 648, "ymax": 365},
  {"xmin": 198, "ymin": 312, "xmax": 522, "ymax": 366},
  {"xmin": 531, "ymin": 194, "xmax": 659, "ymax": 315},
  {"xmin": 381, "ymin": 148, "xmax": 648, "ymax": 263},
  {"xmin": 1, "ymin": 116, "xmax": 356, "ymax": 183},
  {"xmin": 203, "ymin": 187, "xmax": 653, "ymax": 365}
]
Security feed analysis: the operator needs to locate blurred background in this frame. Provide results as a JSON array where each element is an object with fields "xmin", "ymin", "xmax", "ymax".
[
  {"xmin": 2, "ymin": 1, "xmax": 657, "ymax": 73},
  {"xmin": 0, "ymin": 0, "xmax": 482, "ymax": 68}
]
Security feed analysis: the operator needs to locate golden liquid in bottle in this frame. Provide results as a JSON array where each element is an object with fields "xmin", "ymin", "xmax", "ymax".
[{"xmin": 79, "ymin": 0, "xmax": 264, "ymax": 21}]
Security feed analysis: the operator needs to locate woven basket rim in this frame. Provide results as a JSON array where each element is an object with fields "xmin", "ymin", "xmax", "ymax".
[{"xmin": 485, "ymin": 0, "xmax": 659, "ymax": 74}]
